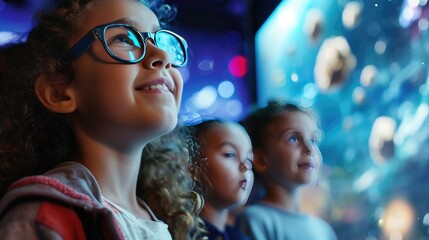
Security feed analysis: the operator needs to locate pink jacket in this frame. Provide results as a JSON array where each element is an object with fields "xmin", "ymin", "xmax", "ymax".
[{"xmin": 0, "ymin": 161, "xmax": 125, "ymax": 239}]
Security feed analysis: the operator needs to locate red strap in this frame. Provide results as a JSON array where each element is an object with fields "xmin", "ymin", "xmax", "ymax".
[{"xmin": 35, "ymin": 201, "xmax": 86, "ymax": 240}]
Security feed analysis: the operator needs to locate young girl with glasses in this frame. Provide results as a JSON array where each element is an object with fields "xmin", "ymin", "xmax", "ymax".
[
  {"xmin": 0, "ymin": 0, "xmax": 200, "ymax": 239},
  {"xmin": 236, "ymin": 101, "xmax": 337, "ymax": 240},
  {"xmin": 188, "ymin": 120, "xmax": 254, "ymax": 240}
]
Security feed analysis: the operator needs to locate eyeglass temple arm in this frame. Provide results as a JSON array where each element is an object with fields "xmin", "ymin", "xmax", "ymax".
[{"xmin": 65, "ymin": 31, "xmax": 98, "ymax": 60}]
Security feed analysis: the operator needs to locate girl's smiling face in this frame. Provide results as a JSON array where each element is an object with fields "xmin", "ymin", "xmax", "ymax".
[
  {"xmin": 200, "ymin": 122, "xmax": 253, "ymax": 209},
  {"xmin": 68, "ymin": 0, "xmax": 183, "ymax": 145}
]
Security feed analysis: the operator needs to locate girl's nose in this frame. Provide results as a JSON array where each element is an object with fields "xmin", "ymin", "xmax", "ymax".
[
  {"xmin": 240, "ymin": 159, "xmax": 252, "ymax": 172},
  {"xmin": 303, "ymin": 141, "xmax": 315, "ymax": 156},
  {"xmin": 142, "ymin": 40, "xmax": 171, "ymax": 69}
]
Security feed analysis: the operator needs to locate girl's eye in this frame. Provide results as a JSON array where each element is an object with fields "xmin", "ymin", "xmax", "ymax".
[
  {"xmin": 311, "ymin": 138, "xmax": 319, "ymax": 145},
  {"xmin": 223, "ymin": 152, "xmax": 236, "ymax": 158},
  {"xmin": 111, "ymin": 35, "xmax": 134, "ymax": 45},
  {"xmin": 288, "ymin": 136, "xmax": 298, "ymax": 143}
]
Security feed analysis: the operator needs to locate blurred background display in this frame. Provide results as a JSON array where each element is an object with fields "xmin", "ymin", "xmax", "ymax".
[
  {"xmin": 2, "ymin": 0, "xmax": 429, "ymax": 239},
  {"xmin": 255, "ymin": 1, "xmax": 429, "ymax": 239}
]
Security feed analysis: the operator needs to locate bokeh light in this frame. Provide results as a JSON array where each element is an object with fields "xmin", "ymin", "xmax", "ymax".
[
  {"xmin": 225, "ymin": 99, "xmax": 243, "ymax": 117},
  {"xmin": 228, "ymin": 55, "xmax": 248, "ymax": 78},
  {"xmin": 291, "ymin": 72, "xmax": 299, "ymax": 83},
  {"xmin": 381, "ymin": 198, "xmax": 414, "ymax": 239},
  {"xmin": 198, "ymin": 59, "xmax": 214, "ymax": 73},
  {"xmin": 0, "ymin": 31, "xmax": 19, "ymax": 45},
  {"xmin": 218, "ymin": 80, "xmax": 235, "ymax": 98},
  {"xmin": 374, "ymin": 40, "xmax": 387, "ymax": 55},
  {"xmin": 360, "ymin": 65, "xmax": 378, "ymax": 87},
  {"xmin": 352, "ymin": 86, "xmax": 365, "ymax": 104},
  {"xmin": 303, "ymin": 83, "xmax": 318, "ymax": 99},
  {"xmin": 191, "ymin": 86, "xmax": 218, "ymax": 110},
  {"xmin": 342, "ymin": 1, "xmax": 363, "ymax": 30}
]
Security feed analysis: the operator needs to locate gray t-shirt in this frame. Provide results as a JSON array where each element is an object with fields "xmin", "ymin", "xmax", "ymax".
[{"xmin": 236, "ymin": 203, "xmax": 337, "ymax": 240}]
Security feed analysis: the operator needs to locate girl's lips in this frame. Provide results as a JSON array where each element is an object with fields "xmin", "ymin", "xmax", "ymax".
[
  {"xmin": 298, "ymin": 162, "xmax": 315, "ymax": 169},
  {"xmin": 240, "ymin": 180, "xmax": 248, "ymax": 190}
]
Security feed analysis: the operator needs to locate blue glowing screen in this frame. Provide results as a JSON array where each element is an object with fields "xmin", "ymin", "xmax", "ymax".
[{"xmin": 256, "ymin": 0, "xmax": 429, "ymax": 239}]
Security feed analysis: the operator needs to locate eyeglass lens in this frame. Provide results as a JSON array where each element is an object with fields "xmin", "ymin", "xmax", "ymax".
[
  {"xmin": 104, "ymin": 25, "xmax": 144, "ymax": 61},
  {"xmin": 155, "ymin": 31, "xmax": 186, "ymax": 66},
  {"xmin": 104, "ymin": 25, "xmax": 185, "ymax": 65}
]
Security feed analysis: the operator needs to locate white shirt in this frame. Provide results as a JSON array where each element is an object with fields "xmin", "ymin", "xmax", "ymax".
[{"xmin": 102, "ymin": 197, "xmax": 172, "ymax": 240}]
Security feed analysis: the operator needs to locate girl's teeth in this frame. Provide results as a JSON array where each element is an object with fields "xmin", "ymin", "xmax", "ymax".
[{"xmin": 143, "ymin": 84, "xmax": 168, "ymax": 91}]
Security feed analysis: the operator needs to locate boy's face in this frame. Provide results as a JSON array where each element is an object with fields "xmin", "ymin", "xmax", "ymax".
[
  {"xmin": 202, "ymin": 123, "xmax": 254, "ymax": 209},
  {"xmin": 68, "ymin": 0, "xmax": 183, "ymax": 144},
  {"xmin": 262, "ymin": 111, "xmax": 321, "ymax": 189}
]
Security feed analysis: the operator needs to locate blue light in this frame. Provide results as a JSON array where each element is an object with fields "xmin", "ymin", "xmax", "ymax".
[{"xmin": 218, "ymin": 80, "xmax": 235, "ymax": 98}]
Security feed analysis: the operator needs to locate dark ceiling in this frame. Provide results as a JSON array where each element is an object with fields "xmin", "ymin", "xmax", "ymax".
[
  {"xmin": 3, "ymin": 0, "xmax": 282, "ymax": 34},
  {"xmin": 171, "ymin": 0, "xmax": 281, "ymax": 34}
]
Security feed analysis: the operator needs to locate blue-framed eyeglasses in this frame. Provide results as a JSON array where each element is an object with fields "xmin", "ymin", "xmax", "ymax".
[{"xmin": 66, "ymin": 22, "xmax": 188, "ymax": 67}]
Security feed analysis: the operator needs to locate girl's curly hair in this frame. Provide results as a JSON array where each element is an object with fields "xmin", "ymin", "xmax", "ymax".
[
  {"xmin": 140, "ymin": 126, "xmax": 205, "ymax": 239},
  {"xmin": 185, "ymin": 120, "xmax": 228, "ymax": 198}
]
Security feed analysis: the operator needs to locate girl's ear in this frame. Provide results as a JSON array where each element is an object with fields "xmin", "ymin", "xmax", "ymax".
[
  {"xmin": 35, "ymin": 75, "xmax": 77, "ymax": 113},
  {"xmin": 252, "ymin": 148, "xmax": 268, "ymax": 173}
]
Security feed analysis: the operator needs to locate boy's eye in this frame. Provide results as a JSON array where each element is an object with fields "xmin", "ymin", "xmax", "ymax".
[{"xmin": 311, "ymin": 138, "xmax": 319, "ymax": 145}]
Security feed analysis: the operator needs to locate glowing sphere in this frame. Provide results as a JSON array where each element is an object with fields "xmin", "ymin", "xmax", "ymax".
[
  {"xmin": 381, "ymin": 198, "xmax": 414, "ymax": 239},
  {"xmin": 342, "ymin": 1, "xmax": 363, "ymax": 29},
  {"xmin": 369, "ymin": 116, "xmax": 396, "ymax": 164},
  {"xmin": 360, "ymin": 65, "xmax": 378, "ymax": 87},
  {"xmin": 352, "ymin": 86, "xmax": 366, "ymax": 105},
  {"xmin": 314, "ymin": 36, "xmax": 356, "ymax": 92},
  {"xmin": 304, "ymin": 8, "xmax": 324, "ymax": 43}
]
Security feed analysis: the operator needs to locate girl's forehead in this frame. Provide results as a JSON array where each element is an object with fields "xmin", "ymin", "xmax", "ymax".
[
  {"xmin": 268, "ymin": 111, "xmax": 317, "ymax": 132},
  {"xmin": 77, "ymin": 0, "xmax": 160, "ymax": 35},
  {"xmin": 204, "ymin": 123, "xmax": 251, "ymax": 147},
  {"xmin": 204, "ymin": 123, "xmax": 235, "ymax": 139}
]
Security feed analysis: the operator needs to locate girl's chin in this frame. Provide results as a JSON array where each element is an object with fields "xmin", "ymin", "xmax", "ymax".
[
  {"xmin": 151, "ymin": 113, "xmax": 178, "ymax": 130},
  {"xmin": 302, "ymin": 178, "xmax": 318, "ymax": 185}
]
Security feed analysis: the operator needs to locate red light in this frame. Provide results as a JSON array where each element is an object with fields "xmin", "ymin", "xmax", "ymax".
[{"xmin": 228, "ymin": 55, "xmax": 248, "ymax": 78}]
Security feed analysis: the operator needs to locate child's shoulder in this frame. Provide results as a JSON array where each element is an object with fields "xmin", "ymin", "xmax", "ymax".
[
  {"xmin": 0, "ymin": 161, "xmax": 102, "ymax": 213},
  {"xmin": 0, "ymin": 199, "xmax": 86, "ymax": 239},
  {"xmin": 239, "ymin": 202, "xmax": 280, "ymax": 220}
]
